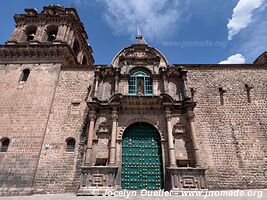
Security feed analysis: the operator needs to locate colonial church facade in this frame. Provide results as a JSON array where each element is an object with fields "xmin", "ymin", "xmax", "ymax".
[{"xmin": 0, "ymin": 5, "xmax": 266, "ymax": 196}]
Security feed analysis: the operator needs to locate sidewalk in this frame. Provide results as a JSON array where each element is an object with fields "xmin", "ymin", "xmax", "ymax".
[{"xmin": 1, "ymin": 189, "xmax": 266, "ymax": 200}]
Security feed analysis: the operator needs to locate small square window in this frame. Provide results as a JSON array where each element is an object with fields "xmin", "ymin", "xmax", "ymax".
[
  {"xmin": 0, "ymin": 138, "xmax": 10, "ymax": 152},
  {"xmin": 70, "ymin": 102, "xmax": 80, "ymax": 115},
  {"xmin": 66, "ymin": 138, "xmax": 75, "ymax": 152}
]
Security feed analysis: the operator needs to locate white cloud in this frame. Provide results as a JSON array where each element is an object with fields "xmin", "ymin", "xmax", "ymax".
[
  {"xmin": 219, "ymin": 54, "xmax": 245, "ymax": 64},
  {"xmin": 237, "ymin": 8, "xmax": 267, "ymax": 62},
  {"xmin": 90, "ymin": 0, "xmax": 189, "ymax": 42},
  {"xmin": 227, "ymin": 0, "xmax": 266, "ymax": 40}
]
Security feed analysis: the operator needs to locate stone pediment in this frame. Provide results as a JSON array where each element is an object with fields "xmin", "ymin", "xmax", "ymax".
[
  {"xmin": 112, "ymin": 44, "xmax": 168, "ymax": 67},
  {"xmin": 124, "ymin": 48, "xmax": 156, "ymax": 59},
  {"xmin": 119, "ymin": 45, "xmax": 160, "ymax": 65}
]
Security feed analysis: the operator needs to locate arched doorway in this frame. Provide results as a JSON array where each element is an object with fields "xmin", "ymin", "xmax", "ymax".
[{"xmin": 121, "ymin": 122, "xmax": 163, "ymax": 190}]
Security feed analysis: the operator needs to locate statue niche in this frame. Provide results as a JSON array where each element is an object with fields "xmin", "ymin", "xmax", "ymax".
[
  {"xmin": 173, "ymin": 122, "xmax": 193, "ymax": 167},
  {"xmin": 93, "ymin": 121, "xmax": 111, "ymax": 165},
  {"xmin": 137, "ymin": 77, "xmax": 144, "ymax": 96},
  {"xmin": 168, "ymin": 77, "xmax": 183, "ymax": 100}
]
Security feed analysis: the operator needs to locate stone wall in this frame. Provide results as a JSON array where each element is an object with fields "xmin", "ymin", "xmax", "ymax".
[
  {"xmin": 1, "ymin": 61, "xmax": 266, "ymax": 193},
  {"xmin": 186, "ymin": 65, "xmax": 267, "ymax": 189},
  {"xmin": 0, "ymin": 63, "xmax": 61, "ymax": 188},
  {"xmin": 33, "ymin": 67, "xmax": 95, "ymax": 193}
]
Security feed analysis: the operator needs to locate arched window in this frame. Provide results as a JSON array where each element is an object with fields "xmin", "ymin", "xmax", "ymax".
[
  {"xmin": 0, "ymin": 138, "xmax": 10, "ymax": 152},
  {"xmin": 128, "ymin": 71, "xmax": 153, "ymax": 96},
  {"xmin": 73, "ymin": 40, "xmax": 80, "ymax": 57},
  {"xmin": 20, "ymin": 69, "xmax": 30, "ymax": 82},
  {"xmin": 46, "ymin": 25, "xmax": 58, "ymax": 41},
  {"xmin": 82, "ymin": 56, "xmax": 87, "ymax": 65},
  {"xmin": 25, "ymin": 25, "xmax": 37, "ymax": 41},
  {"xmin": 66, "ymin": 138, "xmax": 75, "ymax": 152}
]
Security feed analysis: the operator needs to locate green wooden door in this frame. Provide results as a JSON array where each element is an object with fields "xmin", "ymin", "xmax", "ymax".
[{"xmin": 122, "ymin": 122, "xmax": 163, "ymax": 190}]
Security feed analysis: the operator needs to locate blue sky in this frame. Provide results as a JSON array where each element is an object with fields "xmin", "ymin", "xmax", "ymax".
[{"xmin": 0, "ymin": 0, "xmax": 266, "ymax": 64}]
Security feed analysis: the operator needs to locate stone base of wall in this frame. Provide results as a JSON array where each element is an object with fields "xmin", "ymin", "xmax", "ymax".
[
  {"xmin": 77, "ymin": 166, "xmax": 118, "ymax": 196},
  {"xmin": 0, "ymin": 187, "xmax": 34, "ymax": 196},
  {"xmin": 167, "ymin": 167, "xmax": 207, "ymax": 191}
]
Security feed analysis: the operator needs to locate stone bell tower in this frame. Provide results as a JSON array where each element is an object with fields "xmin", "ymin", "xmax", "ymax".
[
  {"xmin": 0, "ymin": 5, "xmax": 95, "ymax": 195},
  {"xmin": 6, "ymin": 4, "xmax": 94, "ymax": 65}
]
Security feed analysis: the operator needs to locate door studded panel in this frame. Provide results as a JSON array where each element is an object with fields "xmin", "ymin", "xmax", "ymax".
[{"xmin": 122, "ymin": 122, "xmax": 163, "ymax": 190}]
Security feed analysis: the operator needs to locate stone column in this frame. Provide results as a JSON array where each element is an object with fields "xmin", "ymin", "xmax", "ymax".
[
  {"xmin": 38, "ymin": 25, "xmax": 47, "ymax": 42},
  {"xmin": 56, "ymin": 24, "xmax": 65, "ymax": 41},
  {"xmin": 77, "ymin": 51, "xmax": 83, "ymax": 64},
  {"xmin": 114, "ymin": 75, "xmax": 119, "ymax": 94},
  {"xmin": 109, "ymin": 110, "xmax": 118, "ymax": 165},
  {"xmin": 166, "ymin": 111, "xmax": 176, "ymax": 168},
  {"xmin": 63, "ymin": 25, "xmax": 70, "ymax": 42},
  {"xmin": 182, "ymin": 72, "xmax": 189, "ymax": 99},
  {"xmin": 115, "ymin": 139, "xmax": 122, "ymax": 189},
  {"xmin": 67, "ymin": 29, "xmax": 74, "ymax": 46},
  {"xmin": 32, "ymin": 26, "xmax": 42, "ymax": 41},
  {"xmin": 85, "ymin": 111, "xmax": 96, "ymax": 165},
  {"xmin": 187, "ymin": 111, "xmax": 201, "ymax": 167},
  {"xmin": 94, "ymin": 75, "xmax": 99, "ymax": 97}
]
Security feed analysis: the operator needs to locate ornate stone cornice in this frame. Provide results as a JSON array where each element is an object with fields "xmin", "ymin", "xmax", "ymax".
[
  {"xmin": 94, "ymin": 66, "xmax": 122, "ymax": 79},
  {"xmin": 163, "ymin": 65, "xmax": 187, "ymax": 78},
  {"xmin": 0, "ymin": 43, "xmax": 77, "ymax": 65}
]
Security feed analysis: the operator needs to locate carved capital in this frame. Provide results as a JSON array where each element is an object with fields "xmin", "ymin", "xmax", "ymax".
[
  {"xmin": 115, "ymin": 75, "xmax": 119, "ymax": 80},
  {"xmin": 95, "ymin": 75, "xmax": 100, "ymax": 81},
  {"xmin": 88, "ymin": 111, "xmax": 96, "ymax": 121},
  {"xmin": 162, "ymin": 74, "xmax": 167, "ymax": 80},
  {"xmin": 187, "ymin": 111, "xmax": 195, "ymax": 122},
  {"xmin": 111, "ymin": 111, "xmax": 118, "ymax": 121},
  {"xmin": 165, "ymin": 111, "xmax": 172, "ymax": 122}
]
